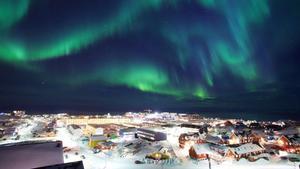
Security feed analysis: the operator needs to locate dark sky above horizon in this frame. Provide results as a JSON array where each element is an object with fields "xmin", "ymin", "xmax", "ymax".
[{"xmin": 0, "ymin": 0, "xmax": 299, "ymax": 115}]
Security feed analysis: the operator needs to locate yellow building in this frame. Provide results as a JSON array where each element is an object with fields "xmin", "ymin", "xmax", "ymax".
[
  {"xmin": 85, "ymin": 124, "xmax": 104, "ymax": 136},
  {"xmin": 89, "ymin": 135, "xmax": 107, "ymax": 148},
  {"xmin": 228, "ymin": 133, "xmax": 240, "ymax": 145}
]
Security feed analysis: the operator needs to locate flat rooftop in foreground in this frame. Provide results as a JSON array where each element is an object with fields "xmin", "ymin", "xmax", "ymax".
[
  {"xmin": 0, "ymin": 140, "xmax": 62, "ymax": 147},
  {"xmin": 0, "ymin": 140, "xmax": 64, "ymax": 169}
]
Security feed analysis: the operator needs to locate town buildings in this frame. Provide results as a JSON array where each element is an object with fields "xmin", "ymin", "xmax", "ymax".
[{"xmin": 0, "ymin": 111, "xmax": 299, "ymax": 169}]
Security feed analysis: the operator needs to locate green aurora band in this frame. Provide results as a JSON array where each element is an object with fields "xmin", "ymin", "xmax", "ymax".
[
  {"xmin": 67, "ymin": 62, "xmax": 190, "ymax": 98},
  {"xmin": 0, "ymin": 0, "xmax": 270, "ymax": 100},
  {"xmin": 0, "ymin": 1, "xmax": 163, "ymax": 62},
  {"xmin": 0, "ymin": 0, "xmax": 31, "ymax": 29}
]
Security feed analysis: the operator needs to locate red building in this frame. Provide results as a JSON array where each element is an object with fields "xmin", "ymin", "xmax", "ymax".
[
  {"xmin": 179, "ymin": 133, "xmax": 202, "ymax": 148},
  {"xmin": 95, "ymin": 141, "xmax": 116, "ymax": 150},
  {"xmin": 189, "ymin": 143, "xmax": 222, "ymax": 161}
]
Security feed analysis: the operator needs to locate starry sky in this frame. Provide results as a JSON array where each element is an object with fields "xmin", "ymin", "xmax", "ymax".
[{"xmin": 0, "ymin": 0, "xmax": 299, "ymax": 116}]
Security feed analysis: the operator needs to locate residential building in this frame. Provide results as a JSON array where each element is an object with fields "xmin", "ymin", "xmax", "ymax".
[{"xmin": 189, "ymin": 143, "xmax": 223, "ymax": 161}]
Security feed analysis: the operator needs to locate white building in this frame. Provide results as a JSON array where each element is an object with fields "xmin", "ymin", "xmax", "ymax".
[
  {"xmin": 231, "ymin": 143, "xmax": 265, "ymax": 159},
  {"xmin": 67, "ymin": 124, "xmax": 83, "ymax": 139}
]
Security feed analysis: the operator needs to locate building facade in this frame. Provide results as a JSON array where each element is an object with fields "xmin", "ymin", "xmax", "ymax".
[{"xmin": 136, "ymin": 128, "xmax": 167, "ymax": 141}]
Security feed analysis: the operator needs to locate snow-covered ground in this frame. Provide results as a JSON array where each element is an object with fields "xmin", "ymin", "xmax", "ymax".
[
  {"xmin": 18, "ymin": 120, "xmax": 36, "ymax": 140},
  {"xmin": 1, "ymin": 121, "xmax": 299, "ymax": 169},
  {"xmin": 0, "ymin": 119, "xmax": 37, "ymax": 145},
  {"xmin": 55, "ymin": 126, "xmax": 299, "ymax": 169}
]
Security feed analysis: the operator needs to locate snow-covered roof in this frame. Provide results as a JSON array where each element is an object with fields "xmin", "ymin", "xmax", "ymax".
[
  {"xmin": 90, "ymin": 135, "xmax": 107, "ymax": 141},
  {"xmin": 205, "ymin": 135, "xmax": 222, "ymax": 144},
  {"xmin": 233, "ymin": 143, "xmax": 264, "ymax": 155},
  {"xmin": 192, "ymin": 143, "xmax": 214, "ymax": 155},
  {"xmin": 210, "ymin": 144, "xmax": 228, "ymax": 151}
]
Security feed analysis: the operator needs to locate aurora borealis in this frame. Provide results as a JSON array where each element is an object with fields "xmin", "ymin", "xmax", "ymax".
[{"xmin": 0, "ymin": 0, "xmax": 299, "ymax": 116}]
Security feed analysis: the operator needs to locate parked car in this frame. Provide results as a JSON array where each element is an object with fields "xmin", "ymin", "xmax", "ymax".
[
  {"xmin": 135, "ymin": 160, "xmax": 145, "ymax": 164},
  {"xmin": 93, "ymin": 149, "xmax": 101, "ymax": 154}
]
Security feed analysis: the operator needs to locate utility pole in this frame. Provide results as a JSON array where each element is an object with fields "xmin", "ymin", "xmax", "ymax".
[{"xmin": 206, "ymin": 154, "xmax": 211, "ymax": 169}]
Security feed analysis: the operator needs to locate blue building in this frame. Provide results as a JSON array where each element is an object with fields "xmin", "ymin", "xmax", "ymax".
[
  {"xmin": 119, "ymin": 127, "xmax": 137, "ymax": 137},
  {"xmin": 137, "ymin": 128, "xmax": 167, "ymax": 141}
]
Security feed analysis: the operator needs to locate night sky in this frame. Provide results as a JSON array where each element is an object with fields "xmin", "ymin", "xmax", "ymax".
[{"xmin": 0, "ymin": 0, "xmax": 299, "ymax": 116}]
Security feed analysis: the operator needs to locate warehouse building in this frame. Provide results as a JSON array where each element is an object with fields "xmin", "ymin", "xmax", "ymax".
[{"xmin": 136, "ymin": 128, "xmax": 166, "ymax": 141}]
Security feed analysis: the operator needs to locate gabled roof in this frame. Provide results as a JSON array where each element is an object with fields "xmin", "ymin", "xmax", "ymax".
[
  {"xmin": 192, "ymin": 144, "xmax": 221, "ymax": 157},
  {"xmin": 205, "ymin": 135, "xmax": 222, "ymax": 144},
  {"xmin": 192, "ymin": 143, "xmax": 211, "ymax": 155},
  {"xmin": 230, "ymin": 133, "xmax": 239, "ymax": 139},
  {"xmin": 278, "ymin": 135, "xmax": 290, "ymax": 142},
  {"xmin": 233, "ymin": 143, "xmax": 264, "ymax": 155}
]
